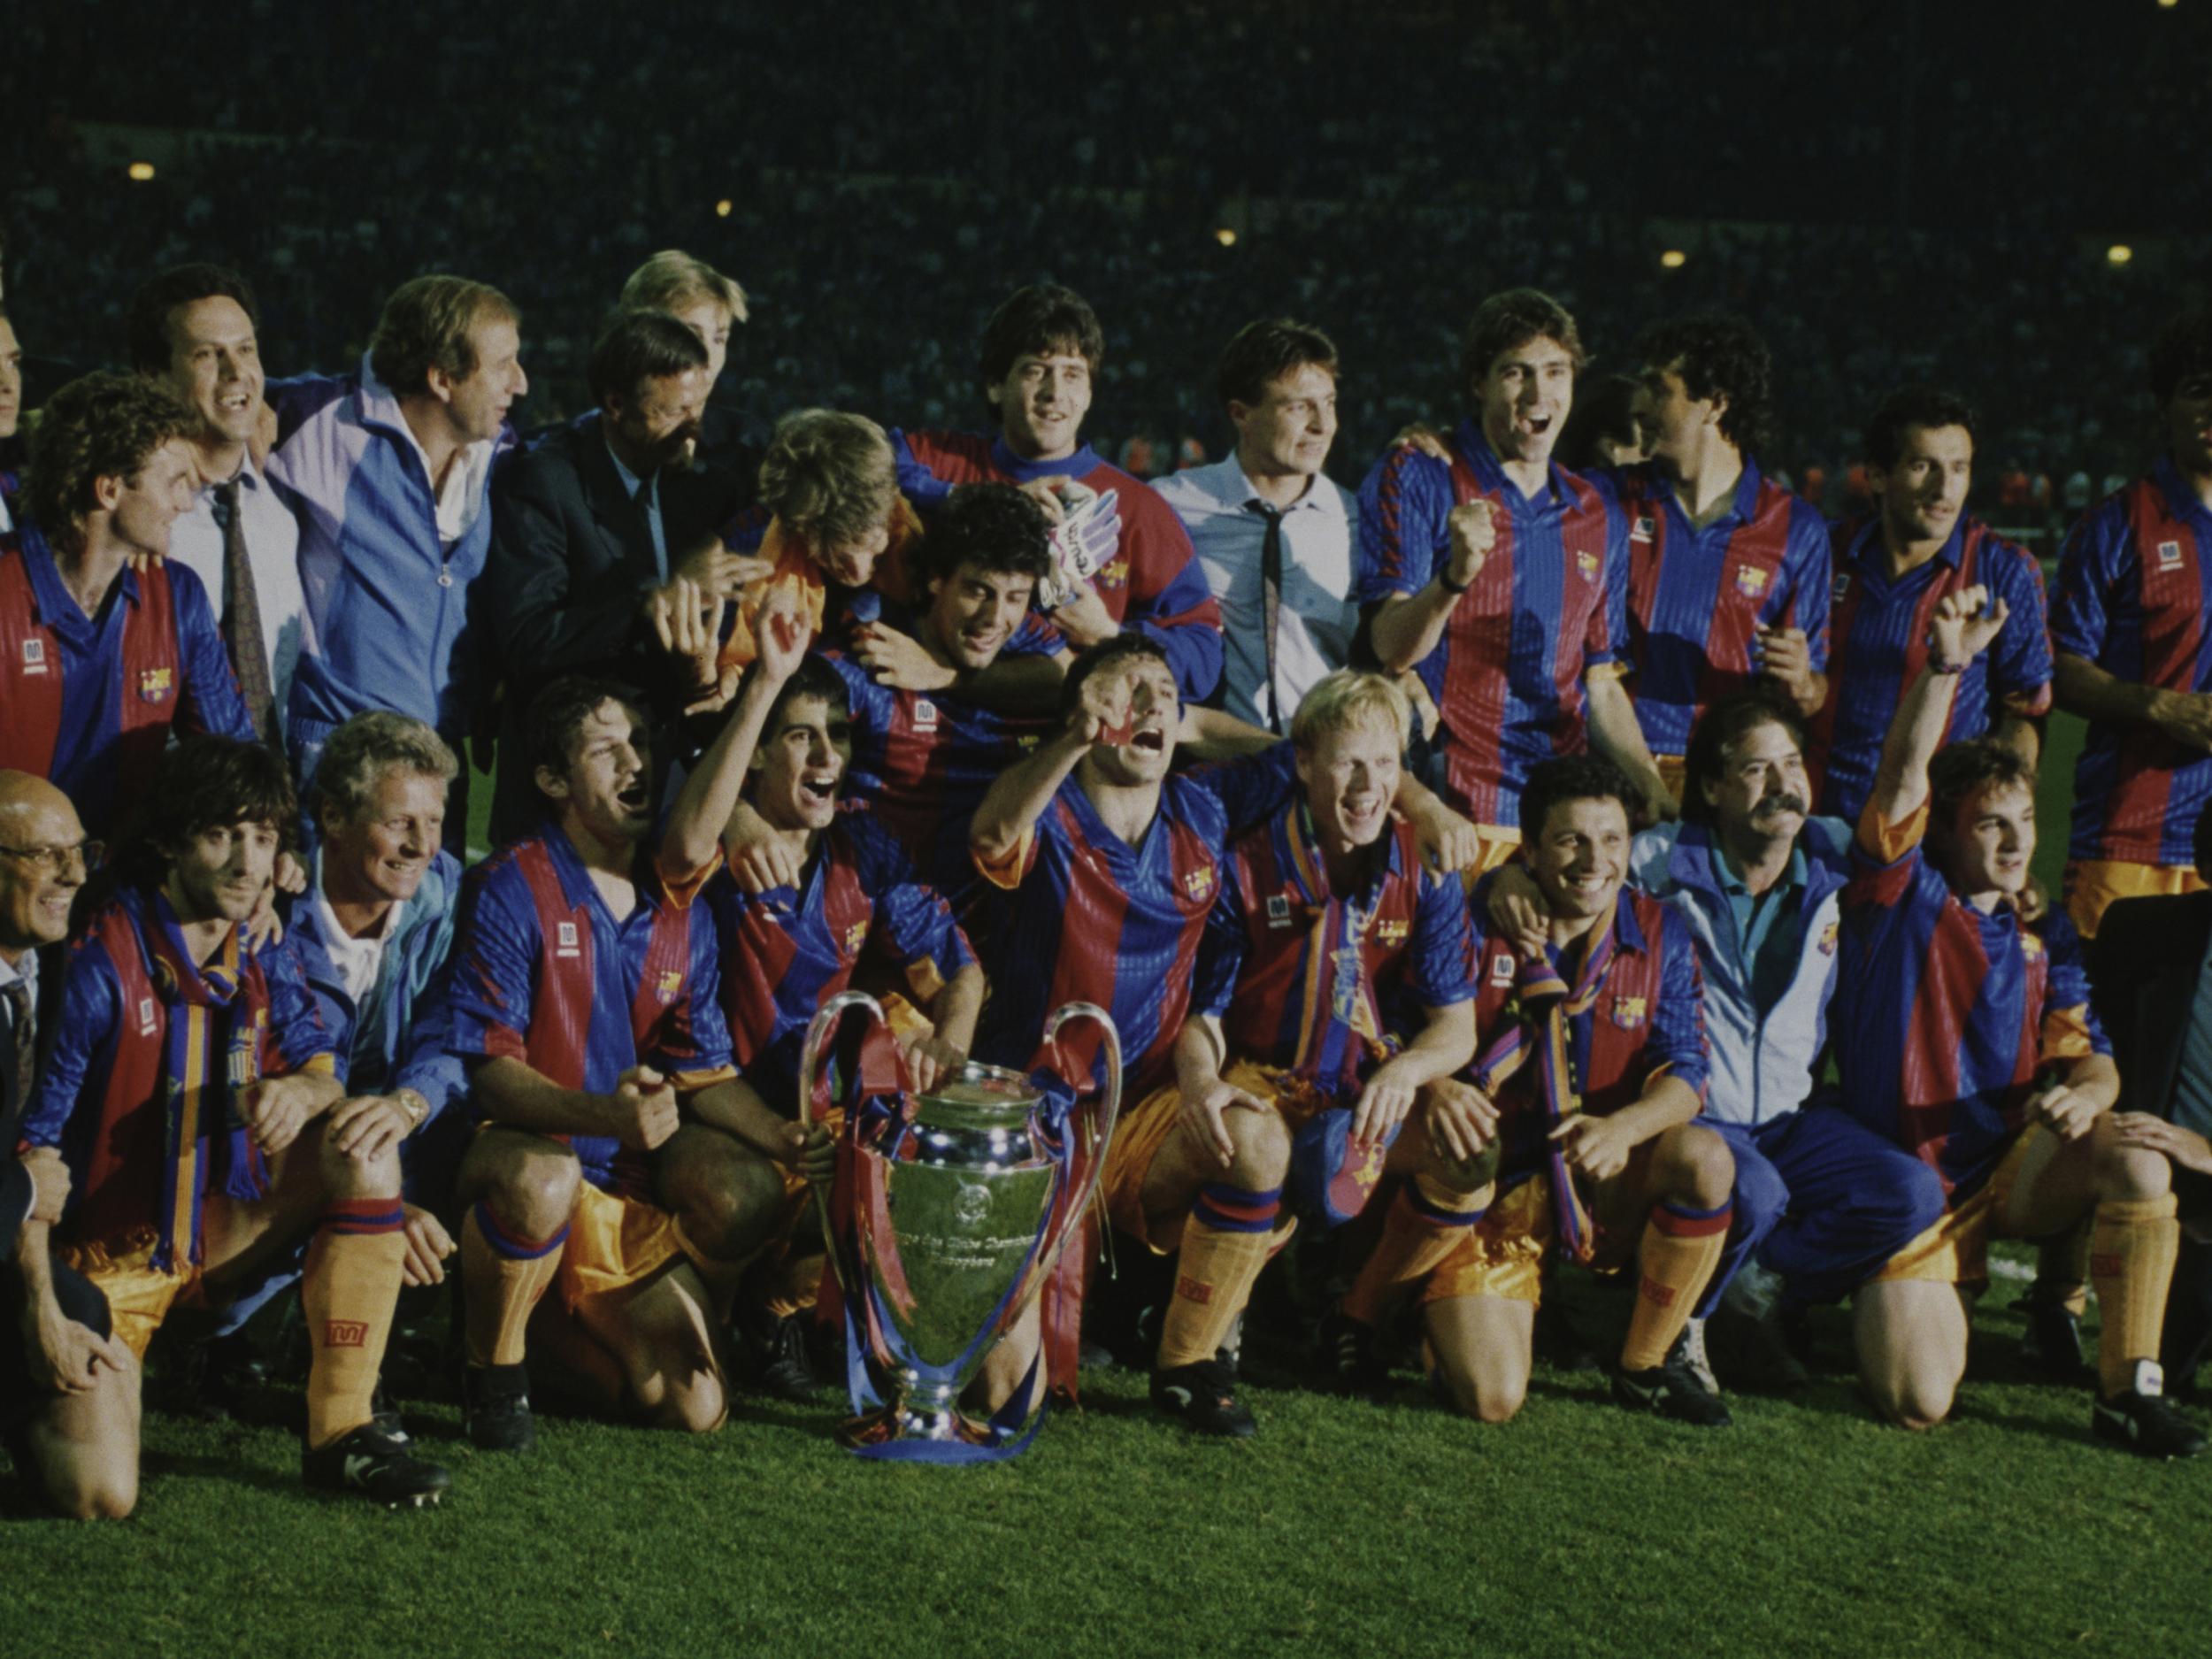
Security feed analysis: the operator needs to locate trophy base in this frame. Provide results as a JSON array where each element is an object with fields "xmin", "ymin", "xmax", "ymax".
[{"xmin": 836, "ymin": 1404, "xmax": 997, "ymax": 1452}]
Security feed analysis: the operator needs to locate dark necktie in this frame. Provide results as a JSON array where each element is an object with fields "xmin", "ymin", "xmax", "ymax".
[
  {"xmin": 212, "ymin": 480, "xmax": 277, "ymax": 741},
  {"xmin": 634, "ymin": 474, "xmax": 666, "ymax": 583},
  {"xmin": 1247, "ymin": 499, "xmax": 1285, "ymax": 734},
  {"xmin": 4, "ymin": 977, "xmax": 33, "ymax": 1110}
]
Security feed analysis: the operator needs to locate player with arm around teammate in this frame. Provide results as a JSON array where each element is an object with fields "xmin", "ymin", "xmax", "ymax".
[
  {"xmin": 1102, "ymin": 671, "xmax": 1477, "ymax": 1435},
  {"xmin": 1331, "ymin": 756, "xmax": 1739, "ymax": 1427}
]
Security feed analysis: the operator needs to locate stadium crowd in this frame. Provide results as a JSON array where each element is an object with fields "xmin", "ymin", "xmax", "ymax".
[
  {"xmin": 5, "ymin": 0, "xmax": 2210, "ymax": 517},
  {"xmin": 6, "ymin": 0, "xmax": 2212, "ymax": 1518}
]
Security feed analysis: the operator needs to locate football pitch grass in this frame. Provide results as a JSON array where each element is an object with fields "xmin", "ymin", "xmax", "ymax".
[{"xmin": 12, "ymin": 711, "xmax": 2207, "ymax": 1659}]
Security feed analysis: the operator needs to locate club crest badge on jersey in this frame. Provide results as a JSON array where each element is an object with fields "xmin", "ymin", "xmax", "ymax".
[
  {"xmin": 1735, "ymin": 566, "xmax": 1770, "ymax": 599},
  {"xmin": 556, "ymin": 920, "xmax": 580, "ymax": 958},
  {"xmin": 1576, "ymin": 549, "xmax": 1601, "ymax": 580},
  {"xmin": 843, "ymin": 920, "xmax": 869, "ymax": 956},
  {"xmin": 1182, "ymin": 867, "xmax": 1215, "ymax": 902},
  {"xmin": 1094, "ymin": 557, "xmax": 1130, "ymax": 593},
  {"xmin": 1265, "ymin": 893, "xmax": 1293, "ymax": 929},
  {"xmin": 2158, "ymin": 539, "xmax": 2185, "ymax": 572},
  {"xmin": 1632, "ymin": 515, "xmax": 1656, "ymax": 542},
  {"xmin": 1818, "ymin": 919, "xmax": 1839, "ymax": 956},
  {"xmin": 913, "ymin": 698, "xmax": 939, "ymax": 729},
  {"xmin": 19, "ymin": 638, "xmax": 46, "ymax": 675},
  {"xmin": 1490, "ymin": 952, "xmax": 1516, "ymax": 987},
  {"xmin": 137, "ymin": 666, "xmax": 174, "ymax": 703},
  {"xmin": 1612, "ymin": 995, "xmax": 1647, "ymax": 1028},
  {"xmin": 2022, "ymin": 932, "xmax": 2045, "ymax": 959}
]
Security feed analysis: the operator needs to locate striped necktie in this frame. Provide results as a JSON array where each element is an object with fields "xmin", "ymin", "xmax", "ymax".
[{"xmin": 213, "ymin": 479, "xmax": 277, "ymax": 741}]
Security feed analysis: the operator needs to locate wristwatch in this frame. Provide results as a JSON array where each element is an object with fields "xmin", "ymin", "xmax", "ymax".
[{"xmin": 392, "ymin": 1088, "xmax": 430, "ymax": 1134}]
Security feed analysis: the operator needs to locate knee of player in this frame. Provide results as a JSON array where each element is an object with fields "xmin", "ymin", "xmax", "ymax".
[
  {"xmin": 1668, "ymin": 1125, "xmax": 1736, "ymax": 1210},
  {"xmin": 2096, "ymin": 1138, "xmax": 2174, "ymax": 1203},
  {"xmin": 319, "ymin": 1129, "xmax": 403, "ymax": 1199},
  {"xmin": 1882, "ymin": 1397, "xmax": 1952, "ymax": 1434},
  {"xmin": 657, "ymin": 1377, "xmax": 727, "ymax": 1437},
  {"xmin": 52, "ymin": 1470, "xmax": 138, "ymax": 1522},
  {"xmin": 1874, "ymin": 1371, "xmax": 1955, "ymax": 1432},
  {"xmin": 1225, "ymin": 1111, "xmax": 1292, "ymax": 1189},
  {"xmin": 1437, "ymin": 1356, "xmax": 1525, "ymax": 1424},
  {"xmin": 687, "ymin": 1154, "xmax": 784, "ymax": 1248},
  {"xmin": 1463, "ymin": 1373, "xmax": 1526, "ymax": 1425},
  {"xmin": 487, "ymin": 1156, "xmax": 583, "ymax": 1235}
]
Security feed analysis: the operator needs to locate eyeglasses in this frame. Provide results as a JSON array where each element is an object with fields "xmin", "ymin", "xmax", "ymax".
[{"xmin": 0, "ymin": 841, "xmax": 94, "ymax": 878}]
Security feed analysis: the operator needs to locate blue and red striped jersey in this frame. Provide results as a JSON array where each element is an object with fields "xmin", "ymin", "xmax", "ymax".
[
  {"xmin": 1354, "ymin": 420, "xmax": 1626, "ymax": 830},
  {"xmin": 704, "ymin": 812, "xmax": 975, "ymax": 1110},
  {"xmin": 1808, "ymin": 516, "xmax": 2054, "ymax": 827},
  {"xmin": 444, "ymin": 828, "xmax": 733, "ymax": 1190},
  {"xmin": 1833, "ymin": 802, "xmax": 2107, "ymax": 1202},
  {"xmin": 971, "ymin": 746, "xmax": 1299, "ymax": 1094},
  {"xmin": 1463, "ymin": 879, "xmax": 1709, "ymax": 1185},
  {"xmin": 1198, "ymin": 810, "xmax": 1472, "ymax": 1097},
  {"xmin": 1609, "ymin": 460, "xmax": 1832, "ymax": 760},
  {"xmin": 27, "ymin": 886, "xmax": 335, "ymax": 1256},
  {"xmin": 0, "ymin": 520, "xmax": 254, "ymax": 837},
  {"xmin": 890, "ymin": 430, "xmax": 1225, "ymax": 701},
  {"xmin": 2052, "ymin": 460, "xmax": 2212, "ymax": 867},
  {"xmin": 820, "ymin": 618, "xmax": 1062, "ymax": 905}
]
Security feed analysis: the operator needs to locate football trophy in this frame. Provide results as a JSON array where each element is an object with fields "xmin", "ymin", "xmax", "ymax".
[{"xmin": 798, "ymin": 992, "xmax": 1122, "ymax": 1459}]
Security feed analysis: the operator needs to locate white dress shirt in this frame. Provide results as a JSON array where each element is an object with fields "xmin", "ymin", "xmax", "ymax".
[
  {"xmin": 165, "ymin": 452, "xmax": 306, "ymax": 735},
  {"xmin": 1155, "ymin": 455, "xmax": 1359, "ymax": 730}
]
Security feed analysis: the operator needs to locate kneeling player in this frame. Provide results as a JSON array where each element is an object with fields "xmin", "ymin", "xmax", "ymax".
[
  {"xmin": 664, "ymin": 599, "xmax": 984, "ymax": 1385},
  {"xmin": 1336, "ymin": 756, "xmax": 1739, "ymax": 1426},
  {"xmin": 444, "ymin": 678, "xmax": 788, "ymax": 1450},
  {"xmin": 26, "ymin": 737, "xmax": 446, "ymax": 1509},
  {"xmin": 1105, "ymin": 671, "xmax": 1476, "ymax": 1434},
  {"xmin": 1836, "ymin": 587, "xmax": 2204, "ymax": 1455}
]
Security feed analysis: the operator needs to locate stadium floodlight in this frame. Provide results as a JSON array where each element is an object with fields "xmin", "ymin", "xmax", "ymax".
[
  {"xmin": 1660, "ymin": 249, "xmax": 1687, "ymax": 269},
  {"xmin": 1216, "ymin": 227, "xmax": 1238, "ymax": 247},
  {"xmin": 127, "ymin": 161, "xmax": 156, "ymax": 181},
  {"xmin": 2108, "ymin": 243, "xmax": 2134, "ymax": 265},
  {"xmin": 715, "ymin": 198, "xmax": 733, "ymax": 218},
  {"xmin": 2157, "ymin": 0, "xmax": 2177, "ymax": 11}
]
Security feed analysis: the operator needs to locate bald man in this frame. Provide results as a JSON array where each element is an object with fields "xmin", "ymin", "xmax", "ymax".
[{"xmin": 0, "ymin": 771, "xmax": 134, "ymax": 1517}]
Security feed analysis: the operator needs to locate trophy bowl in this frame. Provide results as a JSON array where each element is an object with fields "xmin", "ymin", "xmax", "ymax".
[{"xmin": 800, "ymin": 993, "xmax": 1121, "ymax": 1457}]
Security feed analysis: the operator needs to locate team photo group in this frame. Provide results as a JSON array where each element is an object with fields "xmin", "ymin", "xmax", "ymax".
[{"xmin": 4, "ymin": 250, "xmax": 2212, "ymax": 1517}]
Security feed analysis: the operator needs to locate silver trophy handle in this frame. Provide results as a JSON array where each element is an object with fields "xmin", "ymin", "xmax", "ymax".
[
  {"xmin": 798, "ymin": 989, "xmax": 892, "ymax": 1298},
  {"xmin": 1035, "ymin": 1000, "xmax": 1124, "ymax": 1257}
]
